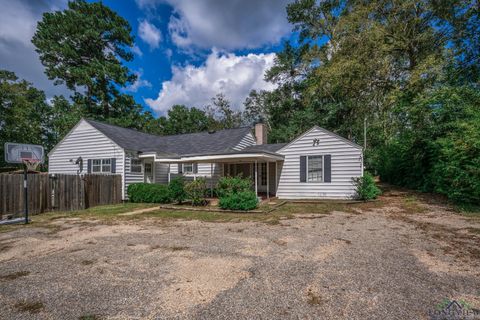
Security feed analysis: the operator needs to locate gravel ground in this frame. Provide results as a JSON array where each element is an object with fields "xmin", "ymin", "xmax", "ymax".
[{"xmin": 0, "ymin": 194, "xmax": 479, "ymax": 320}]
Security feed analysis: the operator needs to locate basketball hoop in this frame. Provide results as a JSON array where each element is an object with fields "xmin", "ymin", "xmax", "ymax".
[{"xmin": 21, "ymin": 158, "xmax": 40, "ymax": 172}]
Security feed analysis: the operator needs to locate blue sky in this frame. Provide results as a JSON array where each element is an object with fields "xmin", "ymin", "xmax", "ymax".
[{"xmin": 0, "ymin": 0, "xmax": 295, "ymax": 116}]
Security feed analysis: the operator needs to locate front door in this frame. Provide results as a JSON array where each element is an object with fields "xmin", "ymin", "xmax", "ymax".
[{"xmin": 144, "ymin": 162, "xmax": 154, "ymax": 183}]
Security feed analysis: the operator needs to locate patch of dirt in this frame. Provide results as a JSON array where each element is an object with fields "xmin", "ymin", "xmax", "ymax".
[
  {"xmin": 155, "ymin": 256, "xmax": 251, "ymax": 316},
  {"xmin": 411, "ymin": 249, "xmax": 480, "ymax": 277}
]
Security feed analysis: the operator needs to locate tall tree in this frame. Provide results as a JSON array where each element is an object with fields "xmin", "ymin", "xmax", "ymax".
[
  {"xmin": 205, "ymin": 93, "xmax": 243, "ymax": 129},
  {"xmin": 157, "ymin": 105, "xmax": 215, "ymax": 135},
  {"xmin": 32, "ymin": 0, "xmax": 136, "ymax": 117},
  {"xmin": 48, "ymin": 96, "xmax": 84, "ymax": 147},
  {"xmin": 0, "ymin": 70, "xmax": 51, "ymax": 168}
]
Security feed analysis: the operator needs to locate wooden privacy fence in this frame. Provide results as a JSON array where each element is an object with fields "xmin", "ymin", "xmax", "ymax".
[{"xmin": 0, "ymin": 174, "xmax": 122, "ymax": 218}]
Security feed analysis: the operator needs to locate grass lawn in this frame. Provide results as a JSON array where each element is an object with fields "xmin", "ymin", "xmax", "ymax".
[
  {"xmin": 1, "ymin": 188, "xmax": 478, "ymax": 234},
  {"xmin": 1, "ymin": 200, "xmax": 364, "ymax": 232}
]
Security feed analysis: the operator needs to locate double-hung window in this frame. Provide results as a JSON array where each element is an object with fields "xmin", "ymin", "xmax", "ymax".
[
  {"xmin": 92, "ymin": 159, "xmax": 111, "ymax": 173},
  {"xmin": 307, "ymin": 155, "xmax": 323, "ymax": 182},
  {"xmin": 131, "ymin": 159, "xmax": 142, "ymax": 173},
  {"xmin": 183, "ymin": 163, "xmax": 193, "ymax": 174}
]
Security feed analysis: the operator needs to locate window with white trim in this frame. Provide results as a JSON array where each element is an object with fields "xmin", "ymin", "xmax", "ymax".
[
  {"xmin": 183, "ymin": 163, "xmax": 193, "ymax": 173},
  {"xmin": 307, "ymin": 155, "xmax": 323, "ymax": 182},
  {"xmin": 92, "ymin": 159, "xmax": 111, "ymax": 173},
  {"xmin": 131, "ymin": 159, "xmax": 142, "ymax": 173}
]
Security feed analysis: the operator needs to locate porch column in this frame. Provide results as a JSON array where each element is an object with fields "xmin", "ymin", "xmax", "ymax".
[
  {"xmin": 210, "ymin": 163, "xmax": 213, "ymax": 197},
  {"xmin": 266, "ymin": 161, "xmax": 270, "ymax": 200},
  {"xmin": 275, "ymin": 161, "xmax": 278, "ymax": 197},
  {"xmin": 254, "ymin": 160, "xmax": 258, "ymax": 196},
  {"xmin": 168, "ymin": 164, "xmax": 171, "ymax": 183}
]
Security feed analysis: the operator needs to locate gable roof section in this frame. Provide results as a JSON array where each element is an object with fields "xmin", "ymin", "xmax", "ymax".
[
  {"xmin": 84, "ymin": 119, "xmax": 253, "ymax": 155},
  {"xmin": 277, "ymin": 126, "xmax": 362, "ymax": 152},
  {"xmin": 48, "ymin": 118, "xmax": 123, "ymax": 156}
]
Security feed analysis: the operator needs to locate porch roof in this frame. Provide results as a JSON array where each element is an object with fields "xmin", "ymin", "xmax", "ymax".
[
  {"xmin": 139, "ymin": 143, "xmax": 285, "ymax": 163},
  {"xmin": 140, "ymin": 150, "xmax": 282, "ymax": 163}
]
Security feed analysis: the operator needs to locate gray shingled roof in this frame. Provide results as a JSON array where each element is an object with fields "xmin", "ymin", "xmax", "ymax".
[
  {"xmin": 243, "ymin": 143, "xmax": 287, "ymax": 153},
  {"xmin": 85, "ymin": 119, "xmax": 254, "ymax": 156}
]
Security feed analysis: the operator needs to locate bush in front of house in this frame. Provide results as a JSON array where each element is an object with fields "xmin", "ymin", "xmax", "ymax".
[
  {"xmin": 219, "ymin": 191, "xmax": 258, "ymax": 211},
  {"xmin": 352, "ymin": 171, "xmax": 381, "ymax": 201},
  {"xmin": 127, "ymin": 183, "xmax": 172, "ymax": 203},
  {"xmin": 216, "ymin": 176, "xmax": 252, "ymax": 197},
  {"xmin": 169, "ymin": 176, "xmax": 187, "ymax": 204},
  {"xmin": 185, "ymin": 177, "xmax": 207, "ymax": 206}
]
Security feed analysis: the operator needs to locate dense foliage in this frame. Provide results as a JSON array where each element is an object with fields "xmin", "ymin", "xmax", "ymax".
[
  {"xmin": 185, "ymin": 178, "xmax": 207, "ymax": 206},
  {"xmin": 216, "ymin": 176, "xmax": 257, "ymax": 210},
  {"xmin": 241, "ymin": 0, "xmax": 479, "ymax": 205},
  {"xmin": 352, "ymin": 172, "xmax": 382, "ymax": 201},
  {"xmin": 0, "ymin": 71, "xmax": 51, "ymax": 168},
  {"xmin": 216, "ymin": 176, "xmax": 253, "ymax": 198},
  {"xmin": 219, "ymin": 191, "xmax": 258, "ymax": 211},
  {"xmin": 32, "ymin": 0, "xmax": 136, "ymax": 117},
  {"xmin": 127, "ymin": 183, "xmax": 171, "ymax": 203},
  {"xmin": 169, "ymin": 177, "xmax": 187, "ymax": 204}
]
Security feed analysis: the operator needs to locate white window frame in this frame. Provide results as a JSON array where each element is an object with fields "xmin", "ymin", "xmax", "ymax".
[
  {"xmin": 131, "ymin": 158, "xmax": 142, "ymax": 173},
  {"xmin": 92, "ymin": 158, "xmax": 111, "ymax": 173},
  {"xmin": 183, "ymin": 163, "xmax": 194, "ymax": 174},
  {"xmin": 306, "ymin": 155, "xmax": 324, "ymax": 183}
]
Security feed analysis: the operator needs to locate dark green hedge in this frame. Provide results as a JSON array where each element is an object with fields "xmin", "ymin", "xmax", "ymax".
[
  {"xmin": 219, "ymin": 191, "xmax": 258, "ymax": 211},
  {"xmin": 127, "ymin": 183, "xmax": 172, "ymax": 203}
]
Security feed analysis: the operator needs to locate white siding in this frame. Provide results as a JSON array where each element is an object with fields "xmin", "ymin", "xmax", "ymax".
[
  {"xmin": 167, "ymin": 163, "xmax": 223, "ymax": 185},
  {"xmin": 276, "ymin": 127, "xmax": 363, "ymax": 199},
  {"xmin": 154, "ymin": 162, "xmax": 170, "ymax": 184},
  {"xmin": 124, "ymin": 153, "xmax": 144, "ymax": 199},
  {"xmin": 233, "ymin": 132, "xmax": 255, "ymax": 150},
  {"xmin": 48, "ymin": 119, "xmax": 126, "ymax": 197}
]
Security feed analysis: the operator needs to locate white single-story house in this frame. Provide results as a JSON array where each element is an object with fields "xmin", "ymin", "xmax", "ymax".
[{"xmin": 48, "ymin": 119, "xmax": 363, "ymax": 200}]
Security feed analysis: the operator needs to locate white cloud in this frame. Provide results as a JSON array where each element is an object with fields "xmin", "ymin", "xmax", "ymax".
[
  {"xmin": 138, "ymin": 20, "xmax": 162, "ymax": 49},
  {"xmin": 125, "ymin": 69, "xmax": 152, "ymax": 92},
  {"xmin": 145, "ymin": 50, "xmax": 276, "ymax": 114},
  {"xmin": 136, "ymin": 0, "xmax": 291, "ymax": 50}
]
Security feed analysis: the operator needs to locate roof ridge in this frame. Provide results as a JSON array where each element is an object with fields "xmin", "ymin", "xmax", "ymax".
[
  {"xmin": 85, "ymin": 118, "xmax": 251, "ymax": 139},
  {"xmin": 85, "ymin": 118, "xmax": 164, "ymax": 139}
]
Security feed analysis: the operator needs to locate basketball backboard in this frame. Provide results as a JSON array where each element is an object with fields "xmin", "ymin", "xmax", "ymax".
[{"xmin": 4, "ymin": 143, "xmax": 44, "ymax": 164}]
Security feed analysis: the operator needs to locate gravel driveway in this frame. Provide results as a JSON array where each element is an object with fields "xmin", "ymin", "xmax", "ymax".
[{"xmin": 0, "ymin": 193, "xmax": 479, "ymax": 319}]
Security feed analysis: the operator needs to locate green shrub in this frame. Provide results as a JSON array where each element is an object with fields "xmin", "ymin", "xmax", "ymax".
[
  {"xmin": 169, "ymin": 177, "xmax": 187, "ymax": 204},
  {"xmin": 127, "ymin": 183, "xmax": 172, "ymax": 203},
  {"xmin": 216, "ymin": 176, "xmax": 252, "ymax": 197},
  {"xmin": 204, "ymin": 187, "xmax": 217, "ymax": 198},
  {"xmin": 185, "ymin": 178, "xmax": 207, "ymax": 206},
  {"xmin": 352, "ymin": 172, "xmax": 381, "ymax": 201},
  {"xmin": 219, "ymin": 191, "xmax": 258, "ymax": 211}
]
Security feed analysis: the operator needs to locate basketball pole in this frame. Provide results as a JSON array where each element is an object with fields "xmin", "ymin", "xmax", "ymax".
[{"xmin": 24, "ymin": 164, "xmax": 28, "ymax": 224}]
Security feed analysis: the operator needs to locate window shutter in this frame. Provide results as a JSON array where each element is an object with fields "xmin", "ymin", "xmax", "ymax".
[
  {"xmin": 324, "ymin": 155, "xmax": 331, "ymax": 183},
  {"xmin": 111, "ymin": 158, "xmax": 116, "ymax": 173},
  {"xmin": 87, "ymin": 159, "xmax": 92, "ymax": 173},
  {"xmin": 300, "ymin": 156, "xmax": 306, "ymax": 182},
  {"xmin": 193, "ymin": 163, "xmax": 198, "ymax": 174},
  {"xmin": 178, "ymin": 163, "xmax": 182, "ymax": 174}
]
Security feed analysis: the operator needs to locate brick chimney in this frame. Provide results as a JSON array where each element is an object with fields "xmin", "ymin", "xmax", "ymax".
[{"xmin": 255, "ymin": 123, "xmax": 267, "ymax": 145}]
